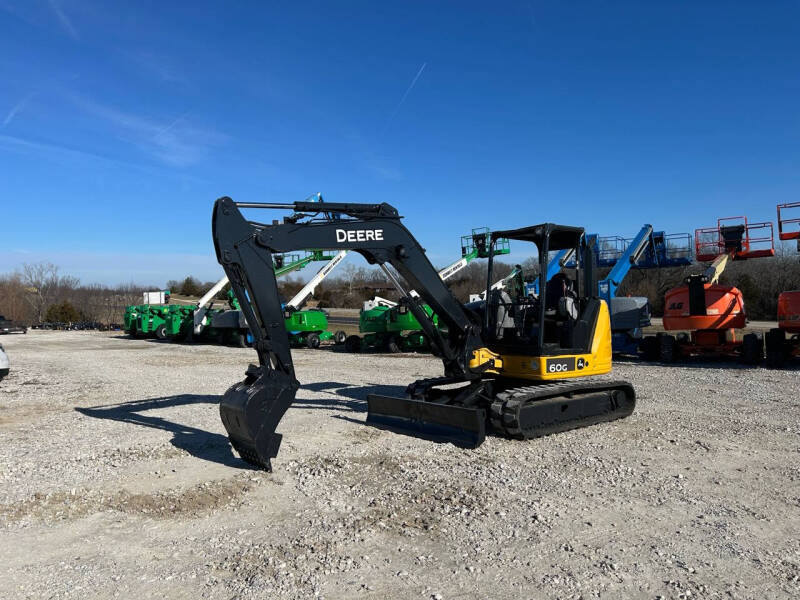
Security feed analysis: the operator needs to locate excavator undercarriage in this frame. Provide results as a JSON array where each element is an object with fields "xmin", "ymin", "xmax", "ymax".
[{"xmin": 212, "ymin": 196, "xmax": 635, "ymax": 470}]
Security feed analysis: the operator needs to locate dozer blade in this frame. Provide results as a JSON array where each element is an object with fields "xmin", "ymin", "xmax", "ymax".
[
  {"xmin": 366, "ymin": 394, "xmax": 486, "ymax": 448},
  {"xmin": 219, "ymin": 365, "xmax": 299, "ymax": 470}
]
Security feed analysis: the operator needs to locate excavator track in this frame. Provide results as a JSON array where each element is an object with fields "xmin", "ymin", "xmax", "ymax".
[{"xmin": 489, "ymin": 379, "xmax": 635, "ymax": 439}]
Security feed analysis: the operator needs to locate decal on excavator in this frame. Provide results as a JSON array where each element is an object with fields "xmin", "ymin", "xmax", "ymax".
[
  {"xmin": 336, "ymin": 229, "xmax": 384, "ymax": 242},
  {"xmin": 546, "ymin": 357, "xmax": 575, "ymax": 373}
]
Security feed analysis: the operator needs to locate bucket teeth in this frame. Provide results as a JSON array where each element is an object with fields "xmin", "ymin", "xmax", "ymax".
[{"xmin": 218, "ymin": 365, "xmax": 298, "ymax": 470}]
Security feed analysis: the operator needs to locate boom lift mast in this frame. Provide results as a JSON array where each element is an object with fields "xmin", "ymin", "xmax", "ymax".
[
  {"xmin": 212, "ymin": 197, "xmax": 635, "ymax": 470},
  {"xmin": 349, "ymin": 228, "xmax": 510, "ymax": 353},
  {"xmin": 193, "ymin": 250, "xmax": 336, "ymax": 335}
]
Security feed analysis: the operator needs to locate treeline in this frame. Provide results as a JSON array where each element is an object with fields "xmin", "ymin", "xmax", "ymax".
[
  {"xmin": 165, "ymin": 276, "xmax": 229, "ymax": 298},
  {"xmin": 2, "ymin": 249, "xmax": 798, "ymax": 327},
  {"xmin": 274, "ymin": 249, "xmax": 799, "ymax": 320},
  {"xmin": 0, "ymin": 262, "xmax": 157, "ymax": 326}
]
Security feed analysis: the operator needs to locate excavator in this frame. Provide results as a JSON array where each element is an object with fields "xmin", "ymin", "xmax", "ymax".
[{"xmin": 212, "ymin": 196, "xmax": 636, "ymax": 470}]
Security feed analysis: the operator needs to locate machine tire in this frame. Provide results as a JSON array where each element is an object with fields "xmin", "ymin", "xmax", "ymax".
[
  {"xmin": 659, "ymin": 334, "xmax": 678, "ymax": 363},
  {"xmin": 344, "ymin": 335, "xmax": 362, "ymax": 353},
  {"xmin": 765, "ymin": 328, "xmax": 786, "ymax": 368},
  {"xmin": 741, "ymin": 333, "xmax": 763, "ymax": 365},
  {"xmin": 334, "ymin": 330, "xmax": 347, "ymax": 344},
  {"xmin": 306, "ymin": 333, "xmax": 321, "ymax": 349},
  {"xmin": 155, "ymin": 324, "xmax": 167, "ymax": 340},
  {"xmin": 231, "ymin": 332, "xmax": 248, "ymax": 348},
  {"xmin": 640, "ymin": 336, "xmax": 659, "ymax": 361},
  {"xmin": 386, "ymin": 335, "xmax": 402, "ymax": 354}
]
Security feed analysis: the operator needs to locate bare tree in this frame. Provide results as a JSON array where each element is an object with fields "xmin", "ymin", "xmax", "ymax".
[{"xmin": 21, "ymin": 262, "xmax": 62, "ymax": 324}]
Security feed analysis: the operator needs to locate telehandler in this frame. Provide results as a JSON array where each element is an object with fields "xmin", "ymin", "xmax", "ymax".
[{"xmin": 212, "ymin": 196, "xmax": 635, "ymax": 470}]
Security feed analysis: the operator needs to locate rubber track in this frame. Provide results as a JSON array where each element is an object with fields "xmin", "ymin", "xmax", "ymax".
[{"xmin": 489, "ymin": 379, "xmax": 635, "ymax": 439}]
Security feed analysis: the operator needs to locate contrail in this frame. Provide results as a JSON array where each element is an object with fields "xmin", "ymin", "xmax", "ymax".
[
  {"xmin": 3, "ymin": 93, "xmax": 36, "ymax": 128},
  {"xmin": 383, "ymin": 62, "xmax": 427, "ymax": 133}
]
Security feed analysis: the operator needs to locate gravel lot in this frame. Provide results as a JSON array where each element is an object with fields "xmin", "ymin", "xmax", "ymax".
[{"xmin": 1, "ymin": 330, "xmax": 798, "ymax": 599}]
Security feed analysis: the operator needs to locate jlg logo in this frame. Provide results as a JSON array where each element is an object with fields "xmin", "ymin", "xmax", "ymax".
[
  {"xmin": 668, "ymin": 302, "xmax": 683, "ymax": 310},
  {"xmin": 336, "ymin": 229, "xmax": 384, "ymax": 243}
]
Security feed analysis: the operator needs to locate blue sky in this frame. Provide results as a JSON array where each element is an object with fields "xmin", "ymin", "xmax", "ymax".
[{"xmin": 1, "ymin": 1, "xmax": 798, "ymax": 285}]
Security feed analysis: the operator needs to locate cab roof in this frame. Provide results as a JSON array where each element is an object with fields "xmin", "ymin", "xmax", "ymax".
[{"xmin": 491, "ymin": 223, "xmax": 584, "ymax": 251}]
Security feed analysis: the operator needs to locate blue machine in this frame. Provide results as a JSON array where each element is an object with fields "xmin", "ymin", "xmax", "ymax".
[
  {"xmin": 525, "ymin": 249, "xmax": 571, "ymax": 295},
  {"xmin": 526, "ymin": 226, "xmax": 693, "ymax": 355},
  {"xmin": 595, "ymin": 226, "xmax": 692, "ymax": 355}
]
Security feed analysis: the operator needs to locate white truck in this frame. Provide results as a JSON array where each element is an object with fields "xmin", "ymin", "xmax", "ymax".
[{"xmin": 0, "ymin": 343, "xmax": 9, "ymax": 381}]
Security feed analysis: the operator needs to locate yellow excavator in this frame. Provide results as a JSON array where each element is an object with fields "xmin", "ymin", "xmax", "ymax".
[{"xmin": 212, "ymin": 196, "xmax": 635, "ymax": 469}]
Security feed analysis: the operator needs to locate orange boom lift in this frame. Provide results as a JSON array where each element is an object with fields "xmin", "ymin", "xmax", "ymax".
[
  {"xmin": 657, "ymin": 216, "xmax": 774, "ymax": 363},
  {"xmin": 766, "ymin": 203, "xmax": 800, "ymax": 366}
]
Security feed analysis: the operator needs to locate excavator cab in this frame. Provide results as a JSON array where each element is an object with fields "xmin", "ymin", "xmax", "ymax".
[{"xmin": 479, "ymin": 225, "xmax": 607, "ymax": 363}]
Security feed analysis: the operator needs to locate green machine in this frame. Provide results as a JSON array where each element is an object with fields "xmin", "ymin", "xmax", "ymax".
[
  {"xmin": 188, "ymin": 250, "xmax": 347, "ymax": 347},
  {"xmin": 123, "ymin": 291, "xmax": 172, "ymax": 338},
  {"xmin": 135, "ymin": 303, "xmax": 173, "ymax": 339},
  {"xmin": 123, "ymin": 305, "xmax": 145, "ymax": 335},
  {"xmin": 344, "ymin": 228, "xmax": 511, "ymax": 353},
  {"xmin": 280, "ymin": 250, "xmax": 348, "ymax": 348}
]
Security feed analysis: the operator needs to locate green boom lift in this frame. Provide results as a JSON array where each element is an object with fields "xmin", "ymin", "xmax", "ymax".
[
  {"xmin": 188, "ymin": 250, "xmax": 346, "ymax": 347},
  {"xmin": 344, "ymin": 228, "xmax": 510, "ymax": 353}
]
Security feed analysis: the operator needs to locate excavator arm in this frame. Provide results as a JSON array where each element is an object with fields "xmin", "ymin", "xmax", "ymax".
[{"xmin": 212, "ymin": 196, "xmax": 482, "ymax": 469}]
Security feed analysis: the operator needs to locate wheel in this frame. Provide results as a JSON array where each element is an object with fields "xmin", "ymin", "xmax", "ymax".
[
  {"xmin": 640, "ymin": 336, "xmax": 659, "ymax": 361},
  {"xmin": 741, "ymin": 333, "xmax": 763, "ymax": 365},
  {"xmin": 344, "ymin": 335, "xmax": 362, "ymax": 353},
  {"xmin": 306, "ymin": 332, "xmax": 321, "ymax": 349},
  {"xmin": 386, "ymin": 335, "xmax": 401, "ymax": 353},
  {"xmin": 231, "ymin": 332, "xmax": 248, "ymax": 348},
  {"xmin": 765, "ymin": 328, "xmax": 786, "ymax": 368},
  {"xmin": 155, "ymin": 324, "xmax": 167, "ymax": 340},
  {"xmin": 659, "ymin": 334, "xmax": 678, "ymax": 363},
  {"xmin": 334, "ymin": 330, "xmax": 347, "ymax": 344}
]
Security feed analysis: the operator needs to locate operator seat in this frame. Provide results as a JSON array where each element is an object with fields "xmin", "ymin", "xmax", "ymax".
[
  {"xmin": 545, "ymin": 273, "xmax": 578, "ymax": 321},
  {"xmin": 489, "ymin": 289, "xmax": 516, "ymax": 339}
]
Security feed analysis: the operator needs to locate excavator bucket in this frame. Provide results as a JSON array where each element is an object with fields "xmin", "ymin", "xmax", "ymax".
[
  {"xmin": 218, "ymin": 364, "xmax": 299, "ymax": 470},
  {"xmin": 366, "ymin": 394, "xmax": 487, "ymax": 448}
]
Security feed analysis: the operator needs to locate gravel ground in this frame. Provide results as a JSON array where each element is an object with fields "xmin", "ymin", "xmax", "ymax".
[{"xmin": 0, "ymin": 330, "xmax": 798, "ymax": 599}]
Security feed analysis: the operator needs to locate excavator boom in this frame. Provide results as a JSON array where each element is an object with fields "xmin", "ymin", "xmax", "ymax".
[{"xmin": 212, "ymin": 197, "xmax": 482, "ymax": 469}]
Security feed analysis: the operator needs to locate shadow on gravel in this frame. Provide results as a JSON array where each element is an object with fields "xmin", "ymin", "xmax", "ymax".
[
  {"xmin": 294, "ymin": 383, "xmax": 407, "ymax": 413},
  {"xmin": 75, "ymin": 395, "xmax": 251, "ymax": 468}
]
